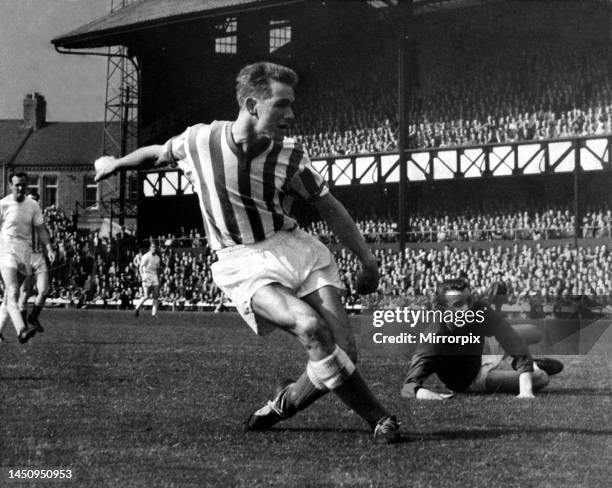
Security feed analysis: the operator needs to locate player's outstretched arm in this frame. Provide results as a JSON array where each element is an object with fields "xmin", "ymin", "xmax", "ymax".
[
  {"xmin": 94, "ymin": 145, "xmax": 169, "ymax": 182},
  {"xmin": 313, "ymin": 193, "xmax": 378, "ymax": 294}
]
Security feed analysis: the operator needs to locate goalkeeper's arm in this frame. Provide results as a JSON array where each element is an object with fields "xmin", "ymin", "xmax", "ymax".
[{"xmin": 94, "ymin": 145, "xmax": 170, "ymax": 182}]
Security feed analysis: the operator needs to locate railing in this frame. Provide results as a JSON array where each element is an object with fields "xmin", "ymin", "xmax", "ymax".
[
  {"xmin": 138, "ymin": 224, "xmax": 611, "ymax": 248},
  {"xmin": 139, "ymin": 134, "xmax": 612, "ymax": 197},
  {"xmin": 309, "ymin": 135, "xmax": 612, "ymax": 186}
]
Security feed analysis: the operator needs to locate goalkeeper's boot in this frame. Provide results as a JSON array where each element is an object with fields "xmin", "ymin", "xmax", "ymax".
[
  {"xmin": 246, "ymin": 379, "xmax": 294, "ymax": 431},
  {"xmin": 534, "ymin": 357, "xmax": 564, "ymax": 376},
  {"xmin": 372, "ymin": 415, "xmax": 402, "ymax": 444},
  {"xmin": 27, "ymin": 315, "xmax": 44, "ymax": 333}
]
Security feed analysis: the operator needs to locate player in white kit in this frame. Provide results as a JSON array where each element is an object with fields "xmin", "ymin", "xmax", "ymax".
[
  {"xmin": 16, "ymin": 191, "xmax": 51, "ymax": 333},
  {"xmin": 0, "ymin": 173, "xmax": 54, "ymax": 343},
  {"xmin": 134, "ymin": 241, "xmax": 161, "ymax": 317}
]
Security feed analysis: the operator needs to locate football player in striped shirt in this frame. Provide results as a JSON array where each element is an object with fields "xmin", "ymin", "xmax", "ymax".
[{"xmin": 95, "ymin": 61, "xmax": 402, "ymax": 444}]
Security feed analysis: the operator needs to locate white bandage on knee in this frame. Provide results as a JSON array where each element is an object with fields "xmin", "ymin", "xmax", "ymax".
[{"xmin": 306, "ymin": 345, "xmax": 356, "ymax": 390}]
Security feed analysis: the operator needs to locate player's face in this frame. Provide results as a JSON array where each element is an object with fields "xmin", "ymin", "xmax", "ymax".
[
  {"xmin": 10, "ymin": 176, "xmax": 27, "ymax": 202},
  {"xmin": 439, "ymin": 288, "xmax": 474, "ymax": 332},
  {"xmin": 439, "ymin": 289, "xmax": 474, "ymax": 313},
  {"xmin": 253, "ymin": 80, "xmax": 295, "ymax": 141}
]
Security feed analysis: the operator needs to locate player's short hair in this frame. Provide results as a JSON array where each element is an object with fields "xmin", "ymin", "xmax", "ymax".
[
  {"xmin": 9, "ymin": 171, "xmax": 28, "ymax": 182},
  {"xmin": 435, "ymin": 278, "xmax": 472, "ymax": 306},
  {"xmin": 235, "ymin": 62, "xmax": 298, "ymax": 108}
]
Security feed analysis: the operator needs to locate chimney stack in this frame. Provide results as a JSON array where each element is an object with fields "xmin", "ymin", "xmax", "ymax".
[{"xmin": 23, "ymin": 93, "xmax": 46, "ymax": 130}]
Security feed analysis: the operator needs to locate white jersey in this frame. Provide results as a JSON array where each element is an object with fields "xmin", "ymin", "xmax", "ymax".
[
  {"xmin": 140, "ymin": 251, "xmax": 161, "ymax": 277},
  {"xmin": 0, "ymin": 195, "xmax": 44, "ymax": 248}
]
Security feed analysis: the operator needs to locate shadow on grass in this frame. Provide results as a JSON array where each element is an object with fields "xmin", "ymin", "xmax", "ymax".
[
  {"xmin": 540, "ymin": 387, "xmax": 612, "ymax": 396},
  {"xmin": 245, "ymin": 427, "xmax": 413, "ymax": 443},
  {"xmin": 414, "ymin": 426, "xmax": 612, "ymax": 441}
]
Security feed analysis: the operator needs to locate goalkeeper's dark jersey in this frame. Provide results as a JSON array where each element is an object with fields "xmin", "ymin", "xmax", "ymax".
[{"xmin": 402, "ymin": 301, "xmax": 533, "ymax": 396}]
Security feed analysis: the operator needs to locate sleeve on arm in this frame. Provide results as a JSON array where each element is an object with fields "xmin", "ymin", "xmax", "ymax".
[
  {"xmin": 163, "ymin": 128, "xmax": 190, "ymax": 168},
  {"xmin": 402, "ymin": 349, "xmax": 439, "ymax": 397},
  {"xmin": 289, "ymin": 150, "xmax": 329, "ymax": 202},
  {"xmin": 32, "ymin": 203, "xmax": 44, "ymax": 227}
]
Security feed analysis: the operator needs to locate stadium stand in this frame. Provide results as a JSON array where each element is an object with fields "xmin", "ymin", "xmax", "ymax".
[
  {"xmin": 1, "ymin": 204, "xmax": 608, "ymax": 313},
  {"xmin": 292, "ymin": 37, "xmax": 612, "ymax": 157}
]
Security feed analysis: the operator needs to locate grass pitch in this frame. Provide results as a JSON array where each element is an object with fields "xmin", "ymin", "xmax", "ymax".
[{"xmin": 1, "ymin": 309, "xmax": 610, "ymax": 487}]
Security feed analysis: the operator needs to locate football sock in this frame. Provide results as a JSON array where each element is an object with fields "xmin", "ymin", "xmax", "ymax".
[
  {"xmin": 332, "ymin": 371, "xmax": 389, "ymax": 429},
  {"xmin": 30, "ymin": 305, "xmax": 43, "ymax": 320},
  {"xmin": 20, "ymin": 309, "xmax": 28, "ymax": 324},
  {"xmin": 152, "ymin": 299, "xmax": 158, "ymax": 316},
  {"xmin": 281, "ymin": 371, "xmax": 328, "ymax": 416},
  {"xmin": 307, "ymin": 345, "xmax": 389, "ymax": 427}
]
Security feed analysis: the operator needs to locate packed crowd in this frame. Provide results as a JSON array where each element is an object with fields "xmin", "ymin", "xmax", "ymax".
[
  {"xmin": 291, "ymin": 38, "xmax": 612, "ymax": 157},
  {"xmin": 305, "ymin": 206, "xmax": 612, "ymax": 243},
  {"xmin": 338, "ymin": 243, "xmax": 611, "ymax": 309},
  {"xmin": 1, "ymin": 204, "xmax": 607, "ymax": 313}
]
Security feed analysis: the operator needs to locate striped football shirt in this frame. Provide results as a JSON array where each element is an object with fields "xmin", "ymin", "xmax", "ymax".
[{"xmin": 163, "ymin": 121, "xmax": 329, "ymax": 250}]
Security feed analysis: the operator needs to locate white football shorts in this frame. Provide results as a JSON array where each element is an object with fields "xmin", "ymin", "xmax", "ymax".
[
  {"xmin": 142, "ymin": 274, "xmax": 160, "ymax": 288},
  {"xmin": 0, "ymin": 240, "xmax": 32, "ymax": 275},
  {"xmin": 211, "ymin": 228, "xmax": 343, "ymax": 335}
]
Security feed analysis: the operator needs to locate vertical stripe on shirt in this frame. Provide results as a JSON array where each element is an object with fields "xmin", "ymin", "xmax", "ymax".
[
  {"xmin": 186, "ymin": 124, "xmax": 220, "ymax": 248},
  {"xmin": 238, "ymin": 152, "xmax": 266, "ymax": 242},
  {"xmin": 263, "ymin": 142, "xmax": 285, "ymax": 231},
  {"xmin": 208, "ymin": 121, "xmax": 243, "ymax": 244}
]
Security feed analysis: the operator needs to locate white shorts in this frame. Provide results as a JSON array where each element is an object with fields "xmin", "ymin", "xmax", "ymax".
[
  {"xmin": 467, "ymin": 354, "xmax": 506, "ymax": 392},
  {"xmin": 31, "ymin": 253, "xmax": 48, "ymax": 275},
  {"xmin": 0, "ymin": 241, "xmax": 32, "ymax": 275},
  {"xmin": 211, "ymin": 228, "xmax": 343, "ymax": 335},
  {"xmin": 142, "ymin": 274, "xmax": 159, "ymax": 288}
]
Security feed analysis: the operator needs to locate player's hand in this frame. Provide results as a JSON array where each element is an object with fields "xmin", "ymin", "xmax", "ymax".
[
  {"xmin": 94, "ymin": 156, "xmax": 118, "ymax": 182},
  {"xmin": 416, "ymin": 388, "xmax": 454, "ymax": 400},
  {"xmin": 46, "ymin": 245, "xmax": 55, "ymax": 265},
  {"xmin": 355, "ymin": 255, "xmax": 379, "ymax": 295}
]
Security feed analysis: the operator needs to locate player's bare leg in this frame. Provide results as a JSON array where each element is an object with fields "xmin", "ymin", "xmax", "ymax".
[
  {"xmin": 134, "ymin": 287, "xmax": 148, "ymax": 317},
  {"xmin": 28, "ymin": 269, "xmax": 49, "ymax": 332},
  {"xmin": 17, "ymin": 273, "xmax": 31, "ymax": 325},
  {"xmin": 247, "ymin": 284, "xmax": 400, "ymax": 443},
  {"xmin": 151, "ymin": 286, "xmax": 159, "ymax": 317},
  {"xmin": 0, "ymin": 266, "xmax": 36, "ymax": 343}
]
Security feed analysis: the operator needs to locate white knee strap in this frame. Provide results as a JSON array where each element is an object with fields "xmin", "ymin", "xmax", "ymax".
[{"xmin": 306, "ymin": 345, "xmax": 356, "ymax": 390}]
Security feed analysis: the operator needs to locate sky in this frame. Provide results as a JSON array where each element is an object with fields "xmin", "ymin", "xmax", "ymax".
[{"xmin": 0, "ymin": 0, "xmax": 111, "ymax": 122}]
